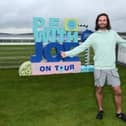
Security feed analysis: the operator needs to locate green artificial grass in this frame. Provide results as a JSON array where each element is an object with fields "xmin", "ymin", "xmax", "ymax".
[{"xmin": 0, "ymin": 64, "xmax": 126, "ymax": 126}]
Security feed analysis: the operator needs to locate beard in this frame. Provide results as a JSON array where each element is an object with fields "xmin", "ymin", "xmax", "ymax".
[{"xmin": 98, "ymin": 24, "xmax": 107, "ymax": 30}]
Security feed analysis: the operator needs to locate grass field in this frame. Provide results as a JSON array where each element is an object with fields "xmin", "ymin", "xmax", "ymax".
[
  {"xmin": 0, "ymin": 45, "xmax": 34, "ymax": 68},
  {"xmin": 0, "ymin": 64, "xmax": 126, "ymax": 126}
]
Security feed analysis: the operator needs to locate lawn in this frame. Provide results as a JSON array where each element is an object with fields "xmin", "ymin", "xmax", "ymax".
[{"xmin": 0, "ymin": 64, "xmax": 126, "ymax": 126}]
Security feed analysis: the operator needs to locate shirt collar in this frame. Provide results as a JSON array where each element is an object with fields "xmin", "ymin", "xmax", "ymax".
[{"xmin": 97, "ymin": 29, "xmax": 110, "ymax": 33}]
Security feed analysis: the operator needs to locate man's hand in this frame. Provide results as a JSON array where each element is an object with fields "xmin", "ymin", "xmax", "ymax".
[{"xmin": 60, "ymin": 51, "xmax": 66, "ymax": 58}]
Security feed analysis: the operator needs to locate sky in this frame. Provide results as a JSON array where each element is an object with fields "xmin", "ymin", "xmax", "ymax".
[{"xmin": 0, "ymin": 0, "xmax": 126, "ymax": 33}]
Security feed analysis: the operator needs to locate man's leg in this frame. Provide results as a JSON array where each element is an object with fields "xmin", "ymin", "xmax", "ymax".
[
  {"xmin": 113, "ymin": 85, "xmax": 126, "ymax": 122},
  {"xmin": 96, "ymin": 86, "xmax": 103, "ymax": 111},
  {"xmin": 94, "ymin": 69, "xmax": 106, "ymax": 120},
  {"xmin": 96, "ymin": 86, "xmax": 104, "ymax": 119},
  {"xmin": 113, "ymin": 85, "xmax": 122, "ymax": 113}
]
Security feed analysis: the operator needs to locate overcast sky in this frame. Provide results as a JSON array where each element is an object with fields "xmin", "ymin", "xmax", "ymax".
[{"xmin": 0, "ymin": 0, "xmax": 126, "ymax": 33}]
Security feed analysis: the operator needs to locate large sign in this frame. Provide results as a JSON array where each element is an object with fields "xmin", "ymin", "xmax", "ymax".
[{"xmin": 19, "ymin": 17, "xmax": 94, "ymax": 76}]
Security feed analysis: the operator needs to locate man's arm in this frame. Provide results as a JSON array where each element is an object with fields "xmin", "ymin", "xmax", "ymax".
[
  {"xmin": 61, "ymin": 35, "xmax": 94, "ymax": 58},
  {"xmin": 115, "ymin": 32, "xmax": 126, "ymax": 47}
]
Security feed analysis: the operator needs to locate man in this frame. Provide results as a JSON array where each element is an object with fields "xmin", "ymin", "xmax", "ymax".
[{"xmin": 61, "ymin": 13, "xmax": 126, "ymax": 121}]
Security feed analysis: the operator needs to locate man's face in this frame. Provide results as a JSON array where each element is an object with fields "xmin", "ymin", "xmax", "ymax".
[{"xmin": 98, "ymin": 16, "xmax": 108, "ymax": 30}]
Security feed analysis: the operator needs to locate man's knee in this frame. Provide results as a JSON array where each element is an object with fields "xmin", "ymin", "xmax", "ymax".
[
  {"xmin": 96, "ymin": 87, "xmax": 103, "ymax": 95},
  {"xmin": 113, "ymin": 86, "xmax": 122, "ymax": 96}
]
